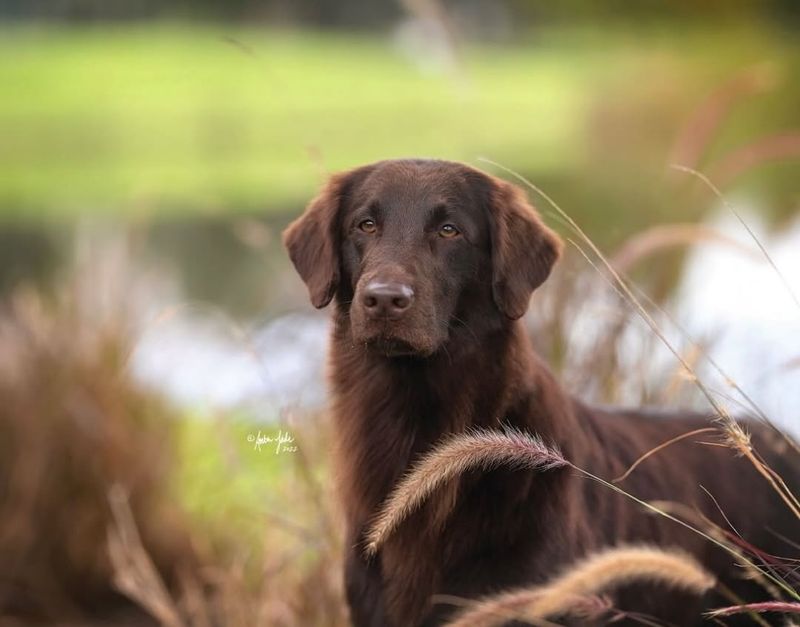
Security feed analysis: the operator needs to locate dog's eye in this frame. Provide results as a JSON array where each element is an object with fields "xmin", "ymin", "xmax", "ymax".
[
  {"xmin": 439, "ymin": 224, "xmax": 460, "ymax": 238},
  {"xmin": 358, "ymin": 219, "xmax": 377, "ymax": 234}
]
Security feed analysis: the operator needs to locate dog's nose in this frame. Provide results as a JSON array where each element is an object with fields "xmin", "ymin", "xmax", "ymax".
[{"xmin": 361, "ymin": 281, "xmax": 414, "ymax": 319}]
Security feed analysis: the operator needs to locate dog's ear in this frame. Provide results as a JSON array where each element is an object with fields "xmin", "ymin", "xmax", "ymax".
[
  {"xmin": 488, "ymin": 178, "xmax": 563, "ymax": 320},
  {"xmin": 282, "ymin": 173, "xmax": 348, "ymax": 308}
]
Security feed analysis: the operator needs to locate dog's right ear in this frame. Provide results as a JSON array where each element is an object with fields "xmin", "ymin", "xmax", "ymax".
[{"xmin": 282, "ymin": 173, "xmax": 347, "ymax": 308}]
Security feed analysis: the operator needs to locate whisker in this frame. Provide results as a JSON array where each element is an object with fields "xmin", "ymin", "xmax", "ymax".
[{"xmin": 450, "ymin": 314, "xmax": 480, "ymax": 344}]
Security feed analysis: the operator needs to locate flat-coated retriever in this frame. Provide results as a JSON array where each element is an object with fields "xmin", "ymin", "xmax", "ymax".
[{"xmin": 283, "ymin": 158, "xmax": 799, "ymax": 626}]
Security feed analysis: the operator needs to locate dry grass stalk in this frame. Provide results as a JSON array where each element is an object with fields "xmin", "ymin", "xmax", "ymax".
[
  {"xmin": 0, "ymin": 275, "xmax": 192, "ymax": 620},
  {"xmin": 709, "ymin": 133, "xmax": 800, "ymax": 188},
  {"xmin": 610, "ymin": 223, "xmax": 760, "ymax": 273},
  {"xmin": 363, "ymin": 428, "xmax": 567, "ymax": 556},
  {"xmin": 584, "ymin": 469, "xmax": 800, "ymax": 602},
  {"xmin": 668, "ymin": 63, "xmax": 779, "ymax": 172},
  {"xmin": 626, "ymin": 279, "xmax": 800, "ymax": 459},
  {"xmin": 613, "ymin": 427, "xmax": 717, "ymax": 483},
  {"xmin": 671, "ymin": 163, "xmax": 800, "ymax": 312},
  {"xmin": 709, "ymin": 601, "xmax": 800, "ymax": 618},
  {"xmin": 671, "ymin": 164, "xmax": 800, "ymax": 518},
  {"xmin": 565, "ymin": 235, "xmax": 750, "ymax": 449},
  {"xmin": 647, "ymin": 499, "xmax": 786, "ymax": 620},
  {"xmin": 107, "ymin": 485, "xmax": 185, "ymax": 627},
  {"xmin": 443, "ymin": 545, "xmax": 716, "ymax": 627}
]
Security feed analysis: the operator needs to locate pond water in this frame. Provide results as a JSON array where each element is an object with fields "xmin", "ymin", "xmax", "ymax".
[{"xmin": 130, "ymin": 310, "xmax": 328, "ymax": 418}]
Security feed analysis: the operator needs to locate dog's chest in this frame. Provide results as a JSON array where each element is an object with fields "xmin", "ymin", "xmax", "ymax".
[{"xmin": 377, "ymin": 469, "xmax": 551, "ymax": 625}]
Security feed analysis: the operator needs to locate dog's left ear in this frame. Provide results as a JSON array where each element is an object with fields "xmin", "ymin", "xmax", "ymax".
[
  {"xmin": 282, "ymin": 173, "xmax": 347, "ymax": 308},
  {"xmin": 488, "ymin": 178, "xmax": 563, "ymax": 320}
]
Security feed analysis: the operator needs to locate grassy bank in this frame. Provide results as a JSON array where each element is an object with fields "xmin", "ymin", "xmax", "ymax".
[{"xmin": 2, "ymin": 23, "xmax": 798, "ymax": 220}]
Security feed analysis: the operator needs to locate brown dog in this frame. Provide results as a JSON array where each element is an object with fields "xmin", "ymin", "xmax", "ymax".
[{"xmin": 283, "ymin": 159, "xmax": 799, "ymax": 626}]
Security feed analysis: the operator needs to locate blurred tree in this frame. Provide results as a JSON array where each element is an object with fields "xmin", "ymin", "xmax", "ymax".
[{"xmin": 0, "ymin": 0, "xmax": 796, "ymax": 25}]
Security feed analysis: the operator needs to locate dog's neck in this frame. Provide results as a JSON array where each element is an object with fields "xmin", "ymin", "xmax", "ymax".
[
  {"xmin": 329, "ymin": 311, "xmax": 588, "ymax": 624},
  {"xmin": 328, "ymin": 311, "xmax": 580, "ymax": 526}
]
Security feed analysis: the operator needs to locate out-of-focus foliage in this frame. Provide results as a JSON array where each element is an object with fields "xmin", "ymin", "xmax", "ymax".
[
  {"xmin": 0, "ymin": 284, "xmax": 193, "ymax": 619},
  {"xmin": 3, "ymin": 0, "xmax": 799, "ymax": 25},
  {"xmin": 1, "ymin": 23, "xmax": 798, "ymax": 223}
]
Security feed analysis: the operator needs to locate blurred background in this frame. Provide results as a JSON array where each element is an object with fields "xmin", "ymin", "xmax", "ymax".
[{"xmin": 1, "ymin": 1, "xmax": 799, "ymax": 625}]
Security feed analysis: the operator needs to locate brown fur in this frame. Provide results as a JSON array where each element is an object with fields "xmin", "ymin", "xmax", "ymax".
[{"xmin": 283, "ymin": 159, "xmax": 800, "ymax": 626}]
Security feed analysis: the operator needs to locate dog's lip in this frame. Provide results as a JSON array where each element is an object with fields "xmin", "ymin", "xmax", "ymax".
[
  {"xmin": 353, "ymin": 320, "xmax": 438, "ymax": 357},
  {"xmin": 367, "ymin": 336, "xmax": 421, "ymax": 357}
]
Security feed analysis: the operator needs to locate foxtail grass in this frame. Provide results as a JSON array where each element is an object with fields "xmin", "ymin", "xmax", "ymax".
[
  {"xmin": 363, "ymin": 427, "xmax": 566, "ymax": 556},
  {"xmin": 443, "ymin": 545, "xmax": 715, "ymax": 627}
]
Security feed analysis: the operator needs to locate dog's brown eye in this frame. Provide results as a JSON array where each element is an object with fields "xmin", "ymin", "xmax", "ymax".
[
  {"xmin": 439, "ymin": 224, "xmax": 459, "ymax": 238},
  {"xmin": 358, "ymin": 219, "xmax": 377, "ymax": 234}
]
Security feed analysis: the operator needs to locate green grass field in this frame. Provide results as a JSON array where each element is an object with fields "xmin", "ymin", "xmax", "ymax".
[
  {"xmin": 1, "ymin": 24, "xmax": 798, "ymax": 221},
  {"xmin": 0, "ymin": 26, "xmax": 574, "ymax": 217}
]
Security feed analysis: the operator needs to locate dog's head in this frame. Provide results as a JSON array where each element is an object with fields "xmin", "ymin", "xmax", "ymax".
[{"xmin": 283, "ymin": 159, "xmax": 562, "ymax": 357}]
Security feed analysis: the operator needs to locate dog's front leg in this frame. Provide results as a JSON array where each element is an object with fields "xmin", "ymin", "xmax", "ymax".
[{"xmin": 344, "ymin": 529, "xmax": 390, "ymax": 627}]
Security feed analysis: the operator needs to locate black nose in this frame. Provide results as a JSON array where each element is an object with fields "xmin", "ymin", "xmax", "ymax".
[{"xmin": 361, "ymin": 281, "xmax": 415, "ymax": 319}]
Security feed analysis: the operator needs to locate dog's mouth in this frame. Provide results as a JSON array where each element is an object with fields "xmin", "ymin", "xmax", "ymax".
[
  {"xmin": 366, "ymin": 335, "xmax": 424, "ymax": 358},
  {"xmin": 354, "ymin": 324, "xmax": 435, "ymax": 358},
  {"xmin": 351, "ymin": 314, "xmax": 442, "ymax": 358}
]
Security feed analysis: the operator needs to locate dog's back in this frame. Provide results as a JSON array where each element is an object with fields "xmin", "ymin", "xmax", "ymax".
[{"xmin": 576, "ymin": 405, "xmax": 800, "ymax": 623}]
